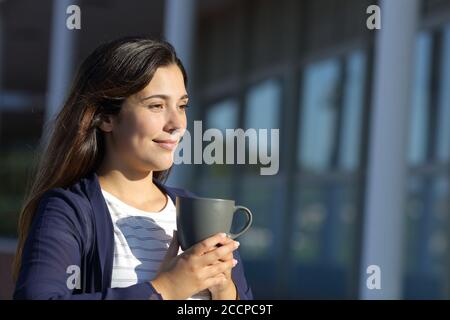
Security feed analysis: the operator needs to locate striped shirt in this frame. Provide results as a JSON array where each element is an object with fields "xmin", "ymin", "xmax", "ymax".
[{"xmin": 101, "ymin": 189, "xmax": 211, "ymax": 300}]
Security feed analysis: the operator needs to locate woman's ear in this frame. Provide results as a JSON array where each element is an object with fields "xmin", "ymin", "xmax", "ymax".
[{"xmin": 98, "ymin": 114, "xmax": 114, "ymax": 133}]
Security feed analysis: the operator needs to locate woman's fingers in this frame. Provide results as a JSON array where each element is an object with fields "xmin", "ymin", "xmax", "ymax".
[
  {"xmin": 217, "ymin": 235, "xmax": 234, "ymax": 246},
  {"xmin": 189, "ymin": 233, "xmax": 226, "ymax": 256},
  {"xmin": 209, "ymin": 250, "xmax": 234, "ymax": 265},
  {"xmin": 203, "ymin": 258, "xmax": 237, "ymax": 279},
  {"xmin": 204, "ymin": 236, "xmax": 234, "ymax": 255},
  {"xmin": 202, "ymin": 240, "xmax": 239, "ymax": 266},
  {"xmin": 204, "ymin": 273, "xmax": 228, "ymax": 289}
]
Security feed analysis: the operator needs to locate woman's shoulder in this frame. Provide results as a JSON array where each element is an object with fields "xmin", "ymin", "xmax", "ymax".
[
  {"xmin": 166, "ymin": 186, "xmax": 197, "ymax": 197},
  {"xmin": 35, "ymin": 177, "xmax": 96, "ymax": 229},
  {"xmin": 155, "ymin": 180, "xmax": 197, "ymax": 199},
  {"xmin": 32, "ymin": 179, "xmax": 96, "ymax": 245},
  {"xmin": 39, "ymin": 180, "xmax": 92, "ymax": 210}
]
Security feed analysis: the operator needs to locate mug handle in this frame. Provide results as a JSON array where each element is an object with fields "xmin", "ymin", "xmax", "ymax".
[{"xmin": 228, "ymin": 206, "xmax": 253, "ymax": 239}]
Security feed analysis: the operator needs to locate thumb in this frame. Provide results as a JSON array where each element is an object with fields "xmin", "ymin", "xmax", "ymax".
[
  {"xmin": 158, "ymin": 230, "xmax": 180, "ymax": 273},
  {"xmin": 164, "ymin": 231, "xmax": 180, "ymax": 260},
  {"xmin": 167, "ymin": 230, "xmax": 180, "ymax": 257}
]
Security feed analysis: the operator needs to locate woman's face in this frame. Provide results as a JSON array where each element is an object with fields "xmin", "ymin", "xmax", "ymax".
[{"xmin": 103, "ymin": 63, "xmax": 188, "ymax": 173}]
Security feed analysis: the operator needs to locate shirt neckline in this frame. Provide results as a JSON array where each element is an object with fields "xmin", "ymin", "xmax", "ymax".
[{"xmin": 101, "ymin": 188, "xmax": 174, "ymax": 216}]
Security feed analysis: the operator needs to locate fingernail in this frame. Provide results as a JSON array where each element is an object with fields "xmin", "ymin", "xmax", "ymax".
[
  {"xmin": 220, "ymin": 233, "xmax": 227, "ymax": 238},
  {"xmin": 234, "ymin": 241, "xmax": 240, "ymax": 248},
  {"xmin": 233, "ymin": 259, "xmax": 238, "ymax": 266}
]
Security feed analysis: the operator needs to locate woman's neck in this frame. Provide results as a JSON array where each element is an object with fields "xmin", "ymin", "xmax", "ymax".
[{"xmin": 96, "ymin": 166, "xmax": 167, "ymax": 213}]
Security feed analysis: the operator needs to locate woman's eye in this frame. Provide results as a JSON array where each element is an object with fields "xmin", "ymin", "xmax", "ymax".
[
  {"xmin": 148, "ymin": 104, "xmax": 164, "ymax": 110},
  {"xmin": 179, "ymin": 104, "xmax": 190, "ymax": 110}
]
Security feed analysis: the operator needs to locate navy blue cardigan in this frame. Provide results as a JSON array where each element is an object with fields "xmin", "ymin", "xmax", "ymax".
[{"xmin": 13, "ymin": 171, "xmax": 253, "ymax": 300}]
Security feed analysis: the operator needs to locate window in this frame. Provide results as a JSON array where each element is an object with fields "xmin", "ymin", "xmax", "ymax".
[
  {"xmin": 408, "ymin": 32, "xmax": 432, "ymax": 166},
  {"xmin": 0, "ymin": 92, "xmax": 45, "ymax": 238},
  {"xmin": 437, "ymin": 26, "xmax": 450, "ymax": 163},
  {"xmin": 404, "ymin": 176, "xmax": 449, "ymax": 299},
  {"xmin": 298, "ymin": 59, "xmax": 341, "ymax": 172},
  {"xmin": 339, "ymin": 52, "xmax": 366, "ymax": 171},
  {"xmin": 403, "ymin": 27, "xmax": 450, "ymax": 299},
  {"xmin": 290, "ymin": 50, "xmax": 367, "ymax": 299},
  {"xmin": 236, "ymin": 79, "xmax": 283, "ymax": 299},
  {"xmin": 193, "ymin": 0, "xmax": 373, "ymax": 299},
  {"xmin": 244, "ymin": 78, "xmax": 281, "ymax": 161},
  {"xmin": 197, "ymin": 99, "xmax": 239, "ymax": 200}
]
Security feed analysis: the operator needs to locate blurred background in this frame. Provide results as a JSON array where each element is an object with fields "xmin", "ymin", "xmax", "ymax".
[{"xmin": 0, "ymin": 0, "xmax": 449, "ymax": 300}]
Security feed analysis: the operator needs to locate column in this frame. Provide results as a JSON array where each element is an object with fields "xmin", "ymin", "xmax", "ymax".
[
  {"xmin": 359, "ymin": 0, "xmax": 420, "ymax": 299},
  {"xmin": 43, "ymin": 0, "xmax": 78, "ymax": 142}
]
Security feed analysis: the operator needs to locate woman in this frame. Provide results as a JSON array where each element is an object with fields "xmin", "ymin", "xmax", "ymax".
[{"xmin": 12, "ymin": 37, "xmax": 253, "ymax": 300}]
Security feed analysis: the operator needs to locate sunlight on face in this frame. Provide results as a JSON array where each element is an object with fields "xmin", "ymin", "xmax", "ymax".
[{"xmin": 110, "ymin": 64, "xmax": 188, "ymax": 173}]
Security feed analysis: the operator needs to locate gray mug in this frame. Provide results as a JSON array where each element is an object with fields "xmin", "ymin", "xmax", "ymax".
[{"xmin": 176, "ymin": 196, "xmax": 253, "ymax": 251}]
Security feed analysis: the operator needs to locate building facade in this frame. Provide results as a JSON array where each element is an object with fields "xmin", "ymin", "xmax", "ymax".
[{"xmin": 0, "ymin": 0, "xmax": 449, "ymax": 299}]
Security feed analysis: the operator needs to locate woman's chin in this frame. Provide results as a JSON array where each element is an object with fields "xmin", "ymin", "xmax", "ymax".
[{"xmin": 152, "ymin": 159, "xmax": 174, "ymax": 172}]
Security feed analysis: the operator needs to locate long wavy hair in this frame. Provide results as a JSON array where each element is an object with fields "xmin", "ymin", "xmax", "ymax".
[{"xmin": 12, "ymin": 37, "xmax": 188, "ymax": 281}]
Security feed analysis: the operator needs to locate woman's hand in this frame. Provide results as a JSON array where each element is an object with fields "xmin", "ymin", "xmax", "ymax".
[
  {"xmin": 207, "ymin": 236, "xmax": 240, "ymax": 300},
  {"xmin": 151, "ymin": 231, "xmax": 240, "ymax": 300}
]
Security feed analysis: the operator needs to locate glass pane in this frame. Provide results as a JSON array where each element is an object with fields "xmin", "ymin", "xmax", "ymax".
[
  {"xmin": 244, "ymin": 79, "xmax": 281, "ymax": 170},
  {"xmin": 339, "ymin": 51, "xmax": 366, "ymax": 171},
  {"xmin": 237, "ymin": 175, "xmax": 283, "ymax": 259},
  {"xmin": 198, "ymin": 99, "xmax": 239, "ymax": 199},
  {"xmin": 245, "ymin": 79, "xmax": 281, "ymax": 130},
  {"xmin": 204, "ymin": 99, "xmax": 238, "ymax": 175},
  {"xmin": 291, "ymin": 185, "xmax": 325, "ymax": 264},
  {"xmin": 408, "ymin": 33, "xmax": 432, "ymax": 166},
  {"xmin": 196, "ymin": 176, "xmax": 235, "ymax": 201},
  {"xmin": 0, "ymin": 149, "xmax": 36, "ymax": 237},
  {"xmin": 298, "ymin": 59, "xmax": 341, "ymax": 172},
  {"xmin": 437, "ymin": 25, "xmax": 450, "ymax": 163},
  {"xmin": 289, "ymin": 180, "xmax": 359, "ymax": 299},
  {"xmin": 236, "ymin": 175, "xmax": 285, "ymax": 299},
  {"xmin": 403, "ymin": 176, "xmax": 449, "ymax": 299},
  {"xmin": 206, "ymin": 99, "xmax": 239, "ymax": 132}
]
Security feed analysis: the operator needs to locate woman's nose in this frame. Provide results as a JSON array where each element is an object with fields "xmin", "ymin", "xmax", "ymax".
[{"xmin": 164, "ymin": 105, "xmax": 185, "ymax": 132}]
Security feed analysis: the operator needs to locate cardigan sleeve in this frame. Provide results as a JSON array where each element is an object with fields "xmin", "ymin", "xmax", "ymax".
[
  {"xmin": 13, "ymin": 192, "xmax": 162, "ymax": 300},
  {"xmin": 232, "ymin": 250, "xmax": 254, "ymax": 300}
]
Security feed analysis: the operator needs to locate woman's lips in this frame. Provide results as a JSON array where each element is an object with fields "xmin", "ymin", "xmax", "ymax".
[{"xmin": 153, "ymin": 139, "xmax": 178, "ymax": 151}]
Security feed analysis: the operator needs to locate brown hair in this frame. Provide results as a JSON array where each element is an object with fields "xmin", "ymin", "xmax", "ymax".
[{"xmin": 12, "ymin": 37, "xmax": 187, "ymax": 281}]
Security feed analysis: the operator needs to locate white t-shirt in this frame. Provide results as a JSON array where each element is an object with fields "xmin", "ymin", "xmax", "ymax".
[{"xmin": 101, "ymin": 189, "xmax": 211, "ymax": 300}]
